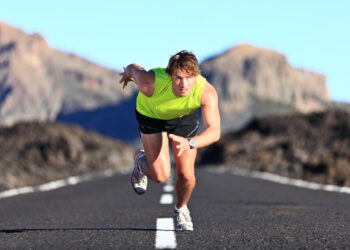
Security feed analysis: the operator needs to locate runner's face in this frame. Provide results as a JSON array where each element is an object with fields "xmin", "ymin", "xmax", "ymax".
[{"xmin": 171, "ymin": 70, "xmax": 196, "ymax": 97}]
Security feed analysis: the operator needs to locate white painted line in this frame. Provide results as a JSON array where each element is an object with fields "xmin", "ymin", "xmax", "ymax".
[
  {"xmin": 0, "ymin": 186, "xmax": 35, "ymax": 198},
  {"xmin": 160, "ymin": 194, "xmax": 173, "ymax": 204},
  {"xmin": 155, "ymin": 218, "xmax": 177, "ymax": 249},
  {"xmin": 0, "ymin": 168, "xmax": 123, "ymax": 199},
  {"xmin": 205, "ymin": 166, "xmax": 350, "ymax": 195},
  {"xmin": 163, "ymin": 185, "xmax": 174, "ymax": 192},
  {"xmin": 67, "ymin": 176, "xmax": 80, "ymax": 185},
  {"xmin": 220, "ymin": 167, "xmax": 350, "ymax": 194},
  {"xmin": 38, "ymin": 179, "xmax": 67, "ymax": 192}
]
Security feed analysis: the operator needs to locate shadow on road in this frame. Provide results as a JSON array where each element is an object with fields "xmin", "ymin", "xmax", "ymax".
[{"xmin": 0, "ymin": 227, "xmax": 176, "ymax": 233}]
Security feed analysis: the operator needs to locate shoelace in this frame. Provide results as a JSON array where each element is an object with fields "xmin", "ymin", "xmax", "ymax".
[
  {"xmin": 133, "ymin": 166, "xmax": 147, "ymax": 186},
  {"xmin": 133, "ymin": 154, "xmax": 146, "ymax": 181},
  {"xmin": 137, "ymin": 172, "xmax": 147, "ymax": 185},
  {"xmin": 177, "ymin": 211, "xmax": 192, "ymax": 223}
]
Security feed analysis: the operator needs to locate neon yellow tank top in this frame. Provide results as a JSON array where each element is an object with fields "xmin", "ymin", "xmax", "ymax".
[{"xmin": 136, "ymin": 68, "xmax": 206, "ymax": 120}]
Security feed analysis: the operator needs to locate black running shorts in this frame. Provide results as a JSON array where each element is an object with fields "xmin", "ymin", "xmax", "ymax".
[{"xmin": 135, "ymin": 110, "xmax": 199, "ymax": 138}]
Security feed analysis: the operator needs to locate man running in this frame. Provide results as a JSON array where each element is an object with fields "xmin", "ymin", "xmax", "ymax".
[{"xmin": 119, "ymin": 50, "xmax": 220, "ymax": 232}]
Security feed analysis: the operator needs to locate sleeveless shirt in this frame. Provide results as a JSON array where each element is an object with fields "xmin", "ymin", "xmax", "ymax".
[{"xmin": 136, "ymin": 68, "xmax": 206, "ymax": 120}]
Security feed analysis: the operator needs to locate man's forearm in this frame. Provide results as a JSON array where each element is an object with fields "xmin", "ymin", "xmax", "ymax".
[{"xmin": 191, "ymin": 126, "xmax": 220, "ymax": 149}]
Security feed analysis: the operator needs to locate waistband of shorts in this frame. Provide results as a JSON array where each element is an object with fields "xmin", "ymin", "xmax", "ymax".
[{"xmin": 135, "ymin": 109, "xmax": 198, "ymax": 125}]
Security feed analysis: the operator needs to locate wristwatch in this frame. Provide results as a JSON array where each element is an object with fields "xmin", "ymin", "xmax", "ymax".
[{"xmin": 188, "ymin": 138, "xmax": 196, "ymax": 149}]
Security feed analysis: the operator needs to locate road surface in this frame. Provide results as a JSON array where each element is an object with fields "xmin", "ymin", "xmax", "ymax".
[{"xmin": 1, "ymin": 168, "xmax": 350, "ymax": 249}]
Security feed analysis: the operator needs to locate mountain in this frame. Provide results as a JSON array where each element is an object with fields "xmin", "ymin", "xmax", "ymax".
[
  {"xmin": 1, "ymin": 22, "xmax": 348, "ymax": 189},
  {"xmin": 0, "ymin": 21, "xmax": 135, "ymax": 125},
  {"xmin": 198, "ymin": 110, "xmax": 350, "ymax": 187},
  {"xmin": 0, "ymin": 121, "xmax": 134, "ymax": 191},
  {"xmin": 200, "ymin": 44, "xmax": 330, "ymax": 132},
  {"xmin": 0, "ymin": 22, "xmax": 337, "ymax": 144}
]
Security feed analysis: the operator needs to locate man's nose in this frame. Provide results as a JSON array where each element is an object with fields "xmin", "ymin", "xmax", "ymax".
[{"xmin": 181, "ymin": 79, "xmax": 188, "ymax": 87}]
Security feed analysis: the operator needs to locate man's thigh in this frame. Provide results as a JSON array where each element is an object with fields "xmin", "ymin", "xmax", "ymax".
[
  {"xmin": 171, "ymin": 140, "xmax": 197, "ymax": 176},
  {"xmin": 141, "ymin": 132, "xmax": 171, "ymax": 175}
]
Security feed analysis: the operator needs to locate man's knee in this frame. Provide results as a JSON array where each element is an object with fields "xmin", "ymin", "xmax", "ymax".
[
  {"xmin": 151, "ymin": 163, "xmax": 171, "ymax": 183},
  {"xmin": 177, "ymin": 171, "xmax": 195, "ymax": 183},
  {"xmin": 153, "ymin": 172, "xmax": 170, "ymax": 183}
]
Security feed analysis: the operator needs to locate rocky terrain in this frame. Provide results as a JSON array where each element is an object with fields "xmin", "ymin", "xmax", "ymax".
[
  {"xmin": 1, "ymin": 21, "xmax": 348, "ymax": 190},
  {"xmin": 0, "ymin": 122, "xmax": 134, "ymax": 191},
  {"xmin": 200, "ymin": 44, "xmax": 330, "ymax": 132},
  {"xmin": 0, "ymin": 21, "xmax": 135, "ymax": 126},
  {"xmin": 1, "ymin": 22, "xmax": 333, "ymax": 144},
  {"xmin": 198, "ymin": 110, "xmax": 350, "ymax": 187}
]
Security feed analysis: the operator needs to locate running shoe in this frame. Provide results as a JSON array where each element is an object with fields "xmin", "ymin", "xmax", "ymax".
[
  {"xmin": 174, "ymin": 208, "xmax": 194, "ymax": 232},
  {"xmin": 130, "ymin": 149, "xmax": 148, "ymax": 195}
]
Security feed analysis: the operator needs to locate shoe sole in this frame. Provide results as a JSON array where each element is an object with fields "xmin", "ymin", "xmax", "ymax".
[
  {"xmin": 130, "ymin": 173, "xmax": 146, "ymax": 195},
  {"xmin": 176, "ymin": 227, "xmax": 194, "ymax": 232},
  {"xmin": 130, "ymin": 149, "xmax": 146, "ymax": 195}
]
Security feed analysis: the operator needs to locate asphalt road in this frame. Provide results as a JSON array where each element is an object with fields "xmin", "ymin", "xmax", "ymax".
[{"xmin": 1, "ymin": 168, "xmax": 350, "ymax": 249}]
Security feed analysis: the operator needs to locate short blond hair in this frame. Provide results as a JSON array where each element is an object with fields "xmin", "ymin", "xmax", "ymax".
[{"xmin": 166, "ymin": 50, "xmax": 200, "ymax": 77}]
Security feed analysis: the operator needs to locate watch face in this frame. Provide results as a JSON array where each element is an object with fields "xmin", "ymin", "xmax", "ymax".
[{"xmin": 189, "ymin": 139, "xmax": 195, "ymax": 148}]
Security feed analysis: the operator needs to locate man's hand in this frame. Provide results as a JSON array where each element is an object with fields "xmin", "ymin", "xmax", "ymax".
[
  {"xmin": 168, "ymin": 134, "xmax": 190, "ymax": 157},
  {"xmin": 119, "ymin": 66, "xmax": 135, "ymax": 89}
]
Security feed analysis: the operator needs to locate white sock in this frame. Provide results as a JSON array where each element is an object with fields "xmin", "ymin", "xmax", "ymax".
[{"xmin": 175, "ymin": 205, "xmax": 188, "ymax": 213}]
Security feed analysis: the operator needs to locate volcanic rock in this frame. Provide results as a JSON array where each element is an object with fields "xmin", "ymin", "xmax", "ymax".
[
  {"xmin": 0, "ymin": 21, "xmax": 135, "ymax": 125},
  {"xmin": 0, "ymin": 22, "xmax": 336, "ymax": 145},
  {"xmin": 0, "ymin": 122, "xmax": 134, "ymax": 191},
  {"xmin": 200, "ymin": 44, "xmax": 330, "ymax": 132},
  {"xmin": 198, "ymin": 110, "xmax": 350, "ymax": 187}
]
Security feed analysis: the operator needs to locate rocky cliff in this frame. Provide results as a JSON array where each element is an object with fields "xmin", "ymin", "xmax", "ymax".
[
  {"xmin": 0, "ymin": 22, "xmax": 347, "ymax": 190},
  {"xmin": 0, "ymin": 121, "xmax": 134, "ymax": 191},
  {"xmin": 0, "ymin": 21, "xmax": 134, "ymax": 126},
  {"xmin": 198, "ymin": 110, "xmax": 350, "ymax": 187},
  {"xmin": 0, "ymin": 22, "xmax": 335, "ymax": 144},
  {"xmin": 200, "ymin": 44, "xmax": 330, "ymax": 132}
]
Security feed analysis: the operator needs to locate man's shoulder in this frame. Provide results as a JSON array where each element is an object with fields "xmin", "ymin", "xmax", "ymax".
[
  {"xmin": 201, "ymin": 82, "xmax": 218, "ymax": 106},
  {"xmin": 152, "ymin": 68, "xmax": 170, "ymax": 80},
  {"xmin": 195, "ymin": 74, "xmax": 207, "ymax": 87},
  {"xmin": 151, "ymin": 67, "xmax": 167, "ymax": 75},
  {"xmin": 152, "ymin": 67, "xmax": 166, "ymax": 72}
]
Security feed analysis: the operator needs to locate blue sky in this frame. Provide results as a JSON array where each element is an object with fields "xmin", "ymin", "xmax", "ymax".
[{"xmin": 1, "ymin": 0, "xmax": 349, "ymax": 103}]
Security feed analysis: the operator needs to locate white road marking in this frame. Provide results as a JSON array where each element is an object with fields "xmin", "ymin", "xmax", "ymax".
[
  {"xmin": 244, "ymin": 169, "xmax": 350, "ymax": 194},
  {"xmin": 160, "ymin": 193, "xmax": 173, "ymax": 204},
  {"xmin": 0, "ymin": 169, "xmax": 118, "ymax": 199},
  {"xmin": 155, "ymin": 218, "xmax": 177, "ymax": 249},
  {"xmin": 156, "ymin": 173, "xmax": 176, "ymax": 248},
  {"xmin": 163, "ymin": 185, "xmax": 174, "ymax": 192},
  {"xmin": 207, "ymin": 166, "xmax": 350, "ymax": 194},
  {"xmin": 38, "ymin": 180, "xmax": 68, "ymax": 192},
  {"xmin": 0, "ymin": 186, "xmax": 35, "ymax": 198}
]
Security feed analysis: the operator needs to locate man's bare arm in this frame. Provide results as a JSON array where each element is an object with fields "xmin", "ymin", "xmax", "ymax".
[
  {"xmin": 169, "ymin": 82, "xmax": 221, "ymax": 156},
  {"xmin": 191, "ymin": 82, "xmax": 221, "ymax": 148},
  {"xmin": 119, "ymin": 64, "xmax": 155, "ymax": 97}
]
